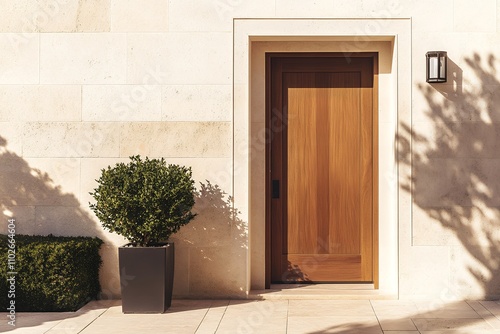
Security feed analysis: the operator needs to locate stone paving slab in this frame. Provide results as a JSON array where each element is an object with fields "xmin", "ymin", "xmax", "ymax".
[{"xmin": 1, "ymin": 299, "xmax": 500, "ymax": 333}]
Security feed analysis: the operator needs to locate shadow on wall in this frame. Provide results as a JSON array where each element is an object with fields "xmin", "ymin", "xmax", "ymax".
[
  {"xmin": 171, "ymin": 181, "xmax": 248, "ymax": 298},
  {"xmin": 283, "ymin": 261, "xmax": 312, "ymax": 283},
  {"xmin": 398, "ymin": 53, "xmax": 500, "ymax": 298},
  {"xmin": 0, "ymin": 136, "xmax": 121, "ymax": 331},
  {"xmin": 0, "ymin": 138, "xmax": 248, "ymax": 299}
]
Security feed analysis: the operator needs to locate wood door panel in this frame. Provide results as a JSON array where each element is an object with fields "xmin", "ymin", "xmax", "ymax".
[
  {"xmin": 286, "ymin": 73, "xmax": 319, "ymax": 255},
  {"xmin": 268, "ymin": 53, "xmax": 377, "ymax": 285},
  {"xmin": 327, "ymin": 73, "xmax": 361, "ymax": 255},
  {"xmin": 283, "ymin": 255, "xmax": 362, "ymax": 282},
  {"xmin": 270, "ymin": 59, "xmax": 284, "ymax": 281}
]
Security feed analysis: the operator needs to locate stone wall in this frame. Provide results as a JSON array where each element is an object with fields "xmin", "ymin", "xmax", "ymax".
[{"xmin": 1, "ymin": 0, "xmax": 500, "ymax": 300}]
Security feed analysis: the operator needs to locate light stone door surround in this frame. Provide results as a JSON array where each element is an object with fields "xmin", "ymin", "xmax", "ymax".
[{"xmin": 233, "ymin": 18, "xmax": 412, "ymax": 296}]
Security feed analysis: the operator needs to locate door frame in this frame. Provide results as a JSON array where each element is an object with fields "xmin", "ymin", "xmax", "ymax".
[{"xmin": 264, "ymin": 52, "xmax": 379, "ymax": 289}]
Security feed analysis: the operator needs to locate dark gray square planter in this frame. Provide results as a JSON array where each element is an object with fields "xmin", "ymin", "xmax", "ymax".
[{"xmin": 118, "ymin": 243, "xmax": 174, "ymax": 313}]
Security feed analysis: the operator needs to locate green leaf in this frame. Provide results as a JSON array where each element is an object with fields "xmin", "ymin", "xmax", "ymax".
[{"xmin": 89, "ymin": 156, "xmax": 197, "ymax": 246}]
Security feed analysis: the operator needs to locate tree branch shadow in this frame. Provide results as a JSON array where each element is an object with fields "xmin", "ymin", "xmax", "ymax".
[
  {"xmin": 398, "ymin": 52, "xmax": 500, "ymax": 298},
  {"xmin": 299, "ymin": 300, "xmax": 500, "ymax": 333},
  {"xmin": 0, "ymin": 137, "xmax": 120, "ymax": 330},
  {"xmin": 306, "ymin": 51, "xmax": 500, "ymax": 334}
]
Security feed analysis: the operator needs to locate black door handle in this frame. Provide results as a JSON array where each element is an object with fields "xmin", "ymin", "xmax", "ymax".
[{"xmin": 272, "ymin": 180, "xmax": 280, "ymax": 199}]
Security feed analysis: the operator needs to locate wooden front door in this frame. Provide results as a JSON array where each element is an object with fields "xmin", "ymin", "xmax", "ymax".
[{"xmin": 266, "ymin": 53, "xmax": 378, "ymax": 285}]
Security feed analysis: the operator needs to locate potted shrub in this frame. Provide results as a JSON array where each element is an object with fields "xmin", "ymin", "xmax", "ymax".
[{"xmin": 89, "ymin": 155, "xmax": 196, "ymax": 313}]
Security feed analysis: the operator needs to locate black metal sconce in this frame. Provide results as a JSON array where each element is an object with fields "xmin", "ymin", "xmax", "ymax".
[{"xmin": 426, "ymin": 51, "xmax": 447, "ymax": 83}]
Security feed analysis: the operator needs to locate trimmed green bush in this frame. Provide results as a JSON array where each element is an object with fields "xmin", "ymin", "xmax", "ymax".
[
  {"xmin": 0, "ymin": 234, "xmax": 103, "ymax": 312},
  {"xmin": 89, "ymin": 155, "xmax": 197, "ymax": 246}
]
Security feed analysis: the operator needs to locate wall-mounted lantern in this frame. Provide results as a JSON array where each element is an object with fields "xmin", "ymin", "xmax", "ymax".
[{"xmin": 426, "ymin": 51, "xmax": 447, "ymax": 83}]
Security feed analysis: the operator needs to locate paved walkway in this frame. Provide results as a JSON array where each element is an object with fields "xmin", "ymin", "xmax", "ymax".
[{"xmin": 2, "ymin": 299, "xmax": 500, "ymax": 333}]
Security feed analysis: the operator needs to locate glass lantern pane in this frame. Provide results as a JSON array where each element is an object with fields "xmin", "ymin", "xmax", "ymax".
[
  {"xmin": 439, "ymin": 55, "xmax": 446, "ymax": 78},
  {"xmin": 429, "ymin": 57, "xmax": 438, "ymax": 79}
]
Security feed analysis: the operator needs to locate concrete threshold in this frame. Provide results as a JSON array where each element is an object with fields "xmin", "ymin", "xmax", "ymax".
[{"xmin": 248, "ymin": 284, "xmax": 397, "ymax": 300}]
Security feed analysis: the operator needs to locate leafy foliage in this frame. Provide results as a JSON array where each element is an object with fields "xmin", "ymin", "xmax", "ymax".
[
  {"xmin": 0, "ymin": 234, "xmax": 103, "ymax": 311},
  {"xmin": 89, "ymin": 156, "xmax": 196, "ymax": 246}
]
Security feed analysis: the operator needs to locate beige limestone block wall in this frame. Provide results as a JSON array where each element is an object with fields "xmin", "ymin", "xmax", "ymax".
[
  {"xmin": 1, "ymin": 0, "xmax": 500, "ymax": 300},
  {"xmin": 404, "ymin": 1, "xmax": 500, "ymax": 300},
  {"xmin": 0, "ymin": 0, "xmax": 239, "ymax": 299}
]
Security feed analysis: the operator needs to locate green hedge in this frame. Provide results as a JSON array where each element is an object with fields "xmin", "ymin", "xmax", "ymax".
[{"xmin": 0, "ymin": 234, "xmax": 103, "ymax": 312}]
